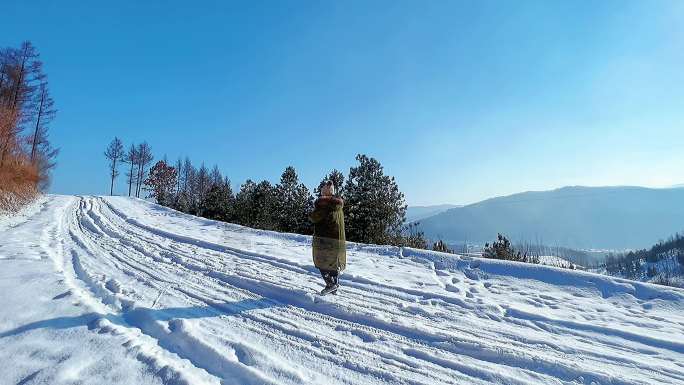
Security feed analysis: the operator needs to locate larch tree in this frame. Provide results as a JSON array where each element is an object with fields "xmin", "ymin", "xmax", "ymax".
[
  {"xmin": 135, "ymin": 142, "xmax": 153, "ymax": 198},
  {"xmin": 1, "ymin": 42, "xmax": 42, "ymax": 168},
  {"xmin": 29, "ymin": 82, "xmax": 58, "ymax": 189},
  {"xmin": 104, "ymin": 137, "xmax": 125, "ymax": 195},
  {"xmin": 182, "ymin": 157, "xmax": 193, "ymax": 193},
  {"xmin": 174, "ymin": 158, "xmax": 183, "ymax": 196},
  {"xmin": 30, "ymin": 82, "xmax": 55, "ymax": 162},
  {"xmin": 0, "ymin": 41, "xmax": 58, "ymax": 197},
  {"xmin": 174, "ymin": 157, "xmax": 195, "ymax": 213},
  {"xmin": 194, "ymin": 163, "xmax": 210, "ymax": 214},
  {"xmin": 123, "ymin": 143, "xmax": 138, "ymax": 197},
  {"xmin": 209, "ymin": 164, "xmax": 222, "ymax": 186}
]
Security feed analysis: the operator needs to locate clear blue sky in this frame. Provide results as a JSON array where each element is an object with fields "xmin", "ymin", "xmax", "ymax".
[{"xmin": 2, "ymin": 1, "xmax": 683, "ymax": 205}]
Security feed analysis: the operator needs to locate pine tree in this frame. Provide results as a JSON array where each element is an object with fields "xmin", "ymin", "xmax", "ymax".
[
  {"xmin": 234, "ymin": 179, "xmax": 277, "ymax": 230},
  {"xmin": 432, "ymin": 239, "xmax": 453, "ymax": 253},
  {"xmin": 315, "ymin": 169, "xmax": 345, "ymax": 197},
  {"xmin": 343, "ymin": 154, "xmax": 407, "ymax": 245},
  {"xmin": 104, "ymin": 137, "xmax": 124, "ymax": 195},
  {"xmin": 274, "ymin": 166, "xmax": 314, "ymax": 234},
  {"xmin": 254, "ymin": 180, "xmax": 277, "ymax": 230},
  {"xmin": 201, "ymin": 179, "xmax": 234, "ymax": 222},
  {"xmin": 234, "ymin": 179, "xmax": 257, "ymax": 227},
  {"xmin": 483, "ymin": 233, "xmax": 538, "ymax": 263}
]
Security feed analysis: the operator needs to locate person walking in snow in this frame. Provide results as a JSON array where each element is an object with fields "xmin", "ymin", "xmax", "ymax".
[{"xmin": 309, "ymin": 180, "xmax": 346, "ymax": 295}]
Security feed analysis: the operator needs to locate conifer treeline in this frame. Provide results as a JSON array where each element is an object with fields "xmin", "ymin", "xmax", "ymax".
[
  {"xmin": 105, "ymin": 139, "xmax": 427, "ymax": 247},
  {"xmin": 0, "ymin": 41, "xmax": 59, "ymax": 210},
  {"xmin": 603, "ymin": 233, "xmax": 684, "ymax": 286}
]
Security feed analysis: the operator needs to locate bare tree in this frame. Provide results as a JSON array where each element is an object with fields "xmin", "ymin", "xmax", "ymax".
[
  {"xmin": 135, "ymin": 142, "xmax": 153, "ymax": 198},
  {"xmin": 210, "ymin": 164, "xmax": 222, "ymax": 186},
  {"xmin": 30, "ymin": 82, "xmax": 56, "ymax": 162},
  {"xmin": 196, "ymin": 162, "xmax": 210, "ymax": 207},
  {"xmin": 123, "ymin": 143, "xmax": 138, "ymax": 197},
  {"xmin": 0, "ymin": 41, "xmax": 43, "ymax": 169},
  {"xmin": 0, "ymin": 41, "xmax": 58, "ymax": 193},
  {"xmin": 30, "ymin": 82, "xmax": 58, "ymax": 189},
  {"xmin": 174, "ymin": 157, "xmax": 183, "ymax": 195},
  {"xmin": 104, "ymin": 137, "xmax": 125, "ymax": 195},
  {"xmin": 182, "ymin": 157, "xmax": 193, "ymax": 193}
]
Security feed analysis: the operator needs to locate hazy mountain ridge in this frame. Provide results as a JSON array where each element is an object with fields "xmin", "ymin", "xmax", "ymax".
[
  {"xmin": 405, "ymin": 204, "xmax": 461, "ymax": 223},
  {"xmin": 417, "ymin": 186, "xmax": 684, "ymax": 249}
]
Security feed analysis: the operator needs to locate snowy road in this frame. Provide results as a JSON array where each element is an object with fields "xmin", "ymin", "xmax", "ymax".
[{"xmin": 1, "ymin": 195, "xmax": 684, "ymax": 385}]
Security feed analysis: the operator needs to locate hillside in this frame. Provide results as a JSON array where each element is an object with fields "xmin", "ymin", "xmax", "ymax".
[
  {"xmin": 417, "ymin": 186, "xmax": 684, "ymax": 249},
  {"xmin": 1, "ymin": 196, "xmax": 683, "ymax": 384},
  {"xmin": 405, "ymin": 204, "xmax": 461, "ymax": 223},
  {"xmin": 603, "ymin": 233, "xmax": 684, "ymax": 288}
]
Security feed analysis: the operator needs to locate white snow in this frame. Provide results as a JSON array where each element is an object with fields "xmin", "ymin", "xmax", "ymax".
[
  {"xmin": 537, "ymin": 255, "xmax": 577, "ymax": 269},
  {"xmin": 1, "ymin": 195, "xmax": 683, "ymax": 385}
]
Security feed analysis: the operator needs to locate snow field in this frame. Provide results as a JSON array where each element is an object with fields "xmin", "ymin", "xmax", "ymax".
[{"xmin": 1, "ymin": 195, "xmax": 683, "ymax": 384}]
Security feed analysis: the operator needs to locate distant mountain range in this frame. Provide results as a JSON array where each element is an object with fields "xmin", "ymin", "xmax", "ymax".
[
  {"xmin": 414, "ymin": 186, "xmax": 684, "ymax": 250},
  {"xmin": 405, "ymin": 204, "xmax": 461, "ymax": 223}
]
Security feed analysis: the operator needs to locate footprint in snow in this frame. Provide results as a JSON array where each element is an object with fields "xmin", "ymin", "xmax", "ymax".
[
  {"xmin": 233, "ymin": 344, "xmax": 257, "ymax": 366},
  {"xmin": 52, "ymin": 290, "xmax": 72, "ymax": 300}
]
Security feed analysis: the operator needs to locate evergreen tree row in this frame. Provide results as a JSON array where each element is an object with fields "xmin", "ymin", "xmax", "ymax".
[
  {"xmin": 603, "ymin": 233, "xmax": 684, "ymax": 287},
  {"xmin": 105, "ymin": 144, "xmax": 428, "ymax": 247}
]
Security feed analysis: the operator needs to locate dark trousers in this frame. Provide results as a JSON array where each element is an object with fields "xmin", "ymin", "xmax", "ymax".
[{"xmin": 319, "ymin": 269, "xmax": 339, "ymax": 286}]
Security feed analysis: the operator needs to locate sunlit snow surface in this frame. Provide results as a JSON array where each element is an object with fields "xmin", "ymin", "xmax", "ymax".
[{"xmin": 1, "ymin": 195, "xmax": 683, "ymax": 384}]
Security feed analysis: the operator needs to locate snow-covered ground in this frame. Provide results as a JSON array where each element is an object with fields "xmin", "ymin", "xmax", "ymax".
[
  {"xmin": 2, "ymin": 195, "xmax": 684, "ymax": 385},
  {"xmin": 537, "ymin": 255, "xmax": 577, "ymax": 269}
]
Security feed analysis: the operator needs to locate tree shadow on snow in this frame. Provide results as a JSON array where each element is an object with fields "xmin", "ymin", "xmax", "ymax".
[{"xmin": 0, "ymin": 297, "xmax": 278, "ymax": 338}]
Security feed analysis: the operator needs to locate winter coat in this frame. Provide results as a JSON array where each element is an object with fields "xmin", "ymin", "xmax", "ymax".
[{"xmin": 309, "ymin": 196, "xmax": 346, "ymax": 272}]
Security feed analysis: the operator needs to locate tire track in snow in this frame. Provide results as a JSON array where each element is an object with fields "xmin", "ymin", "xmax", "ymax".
[
  {"xmin": 71, "ymin": 198, "xmax": 432, "ymax": 384},
  {"xmin": 94, "ymin": 197, "xmax": 674, "ymax": 385},
  {"xmin": 84, "ymin": 198, "xmax": 478, "ymax": 385},
  {"xmin": 67, "ymin": 198, "xmax": 291, "ymax": 384}
]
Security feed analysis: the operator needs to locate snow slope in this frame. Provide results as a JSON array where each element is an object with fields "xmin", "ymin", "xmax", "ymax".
[{"xmin": 1, "ymin": 195, "xmax": 684, "ymax": 385}]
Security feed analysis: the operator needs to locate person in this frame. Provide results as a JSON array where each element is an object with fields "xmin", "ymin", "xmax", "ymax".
[{"xmin": 309, "ymin": 180, "xmax": 346, "ymax": 294}]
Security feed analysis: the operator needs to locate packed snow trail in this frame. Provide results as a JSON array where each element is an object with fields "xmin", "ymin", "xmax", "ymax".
[{"xmin": 2, "ymin": 196, "xmax": 684, "ymax": 385}]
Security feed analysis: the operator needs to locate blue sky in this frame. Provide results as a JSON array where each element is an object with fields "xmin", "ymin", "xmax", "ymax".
[{"xmin": 2, "ymin": 1, "xmax": 683, "ymax": 205}]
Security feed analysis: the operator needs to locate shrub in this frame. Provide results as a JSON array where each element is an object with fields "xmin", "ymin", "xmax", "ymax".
[
  {"xmin": 484, "ymin": 233, "xmax": 540, "ymax": 264},
  {"xmin": 0, "ymin": 158, "xmax": 39, "ymax": 214}
]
